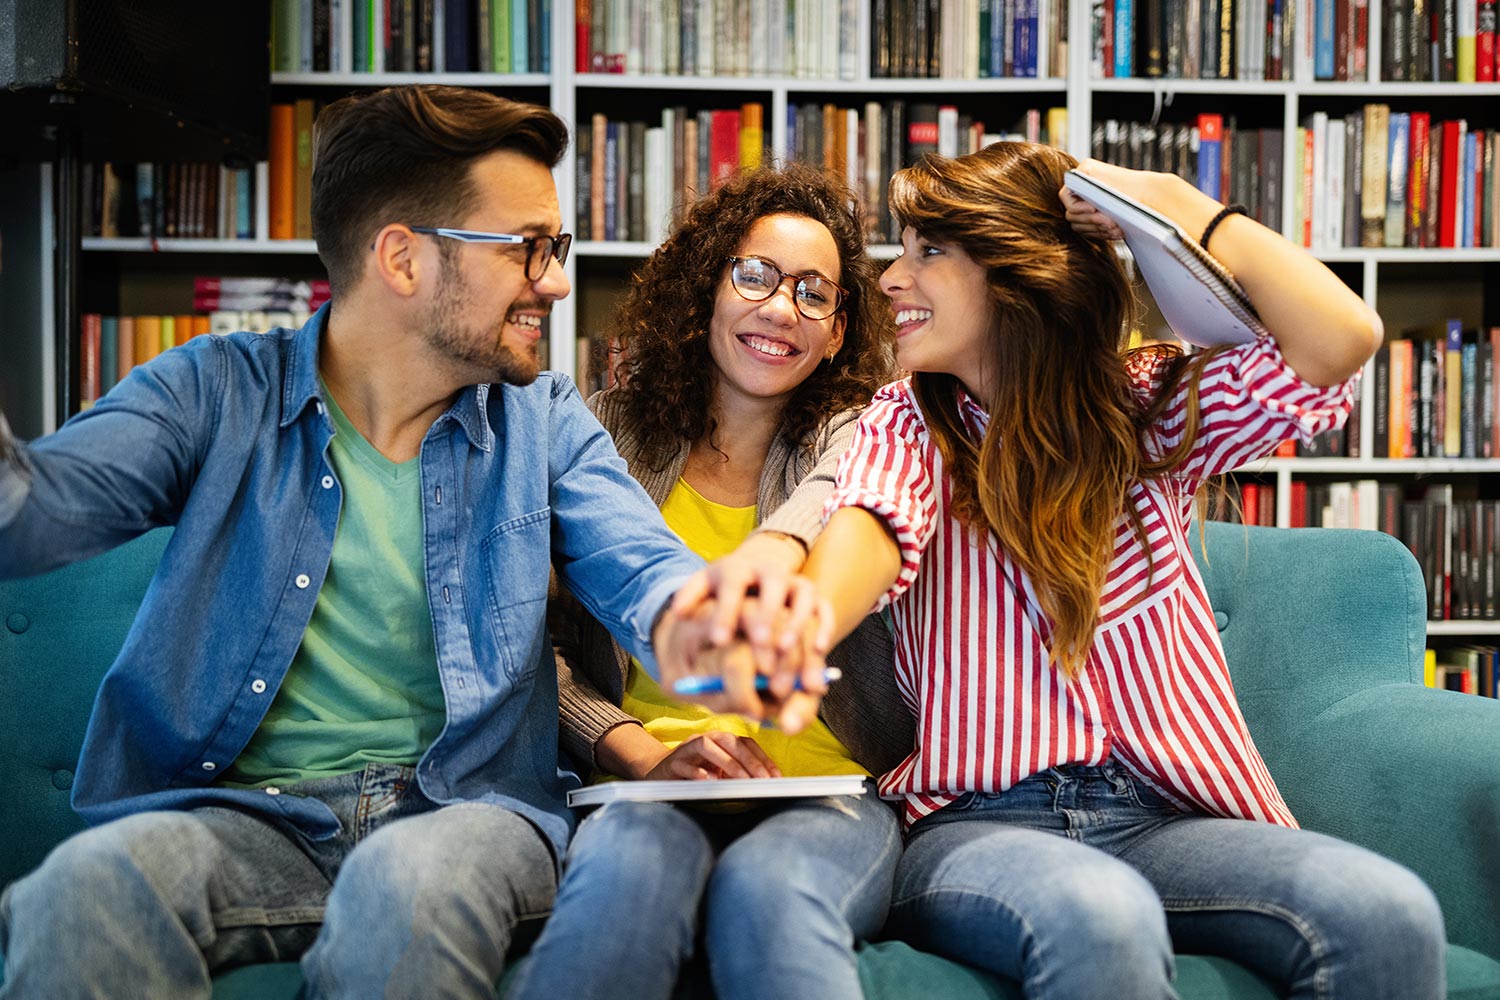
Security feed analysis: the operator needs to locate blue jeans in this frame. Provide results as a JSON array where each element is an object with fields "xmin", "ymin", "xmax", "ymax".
[
  {"xmin": 886, "ymin": 760, "xmax": 1445, "ymax": 1000},
  {"xmin": 0, "ymin": 764, "xmax": 557, "ymax": 1000},
  {"xmin": 506, "ymin": 780, "xmax": 901, "ymax": 1000}
]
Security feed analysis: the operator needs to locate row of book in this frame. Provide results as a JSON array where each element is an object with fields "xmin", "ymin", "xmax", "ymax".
[
  {"xmin": 579, "ymin": 0, "xmax": 859, "ymax": 78},
  {"xmin": 81, "ymin": 163, "xmax": 266, "ymax": 242},
  {"xmin": 1213, "ymin": 481, "xmax": 1500, "ymax": 621},
  {"xmin": 1092, "ymin": 0, "xmax": 1500, "ymax": 81},
  {"xmin": 869, "ymin": 0, "xmax": 1067, "ymax": 78},
  {"xmin": 1425, "ymin": 645, "xmax": 1500, "ymax": 697},
  {"xmin": 271, "ymin": 0, "xmax": 551, "ymax": 75},
  {"xmin": 578, "ymin": 101, "xmax": 1067, "ymax": 244},
  {"xmin": 1371, "ymin": 326, "xmax": 1500, "ymax": 460},
  {"xmin": 1091, "ymin": 0, "xmax": 1305, "ymax": 79},
  {"xmin": 1297, "ymin": 105, "xmax": 1500, "ymax": 252},
  {"xmin": 1380, "ymin": 0, "xmax": 1500, "ymax": 81},
  {"xmin": 78, "ymin": 279, "xmax": 331, "ymax": 407},
  {"xmin": 1092, "ymin": 115, "xmax": 1286, "ymax": 230},
  {"xmin": 84, "ymin": 101, "xmax": 321, "ymax": 242}
]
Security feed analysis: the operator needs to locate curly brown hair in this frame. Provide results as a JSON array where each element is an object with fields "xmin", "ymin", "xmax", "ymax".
[{"xmin": 607, "ymin": 164, "xmax": 895, "ymax": 471}]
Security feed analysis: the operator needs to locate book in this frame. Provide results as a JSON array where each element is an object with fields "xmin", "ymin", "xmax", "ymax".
[
  {"xmin": 1062, "ymin": 168, "xmax": 1267, "ymax": 347},
  {"xmin": 566, "ymin": 774, "xmax": 869, "ymax": 808}
]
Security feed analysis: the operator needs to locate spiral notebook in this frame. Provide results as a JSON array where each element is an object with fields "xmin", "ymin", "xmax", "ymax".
[
  {"xmin": 566, "ymin": 774, "xmax": 868, "ymax": 807},
  {"xmin": 1062, "ymin": 169, "xmax": 1268, "ymax": 348}
]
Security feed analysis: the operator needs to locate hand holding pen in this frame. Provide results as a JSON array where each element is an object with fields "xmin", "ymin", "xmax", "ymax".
[{"xmin": 656, "ymin": 592, "xmax": 834, "ymax": 734}]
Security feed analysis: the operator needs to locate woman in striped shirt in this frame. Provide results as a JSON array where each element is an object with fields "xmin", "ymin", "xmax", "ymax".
[{"xmin": 698, "ymin": 143, "xmax": 1445, "ymax": 998}]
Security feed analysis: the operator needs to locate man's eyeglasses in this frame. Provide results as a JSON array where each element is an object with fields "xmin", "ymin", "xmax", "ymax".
[
  {"xmin": 727, "ymin": 256, "xmax": 848, "ymax": 321},
  {"xmin": 410, "ymin": 227, "xmax": 573, "ymax": 281}
]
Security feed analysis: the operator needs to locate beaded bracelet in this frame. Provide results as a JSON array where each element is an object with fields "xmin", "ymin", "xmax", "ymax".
[{"xmin": 1200, "ymin": 204, "xmax": 1249, "ymax": 250}]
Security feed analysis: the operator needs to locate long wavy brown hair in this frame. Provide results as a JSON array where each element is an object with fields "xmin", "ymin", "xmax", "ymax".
[
  {"xmin": 889, "ymin": 142, "xmax": 1223, "ymax": 676},
  {"xmin": 608, "ymin": 164, "xmax": 895, "ymax": 470}
]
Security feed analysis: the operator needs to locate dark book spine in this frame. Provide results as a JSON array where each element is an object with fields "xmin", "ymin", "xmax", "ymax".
[{"xmin": 1373, "ymin": 344, "xmax": 1391, "ymax": 457}]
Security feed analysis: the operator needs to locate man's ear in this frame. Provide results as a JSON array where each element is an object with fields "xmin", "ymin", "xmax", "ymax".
[{"xmin": 369, "ymin": 223, "xmax": 425, "ymax": 298}]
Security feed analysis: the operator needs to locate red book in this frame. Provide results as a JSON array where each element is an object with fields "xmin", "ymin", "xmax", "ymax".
[
  {"xmin": 1407, "ymin": 112, "xmax": 1430, "ymax": 246},
  {"xmin": 1438, "ymin": 120, "xmax": 1463, "ymax": 247},
  {"xmin": 709, "ymin": 109, "xmax": 742, "ymax": 190},
  {"xmin": 1289, "ymin": 480, "xmax": 1309, "ymax": 527},
  {"xmin": 1480, "ymin": 0, "xmax": 1498, "ymax": 81},
  {"xmin": 1301, "ymin": 127, "xmax": 1315, "ymax": 248},
  {"xmin": 1241, "ymin": 483, "xmax": 1262, "ymax": 525},
  {"xmin": 1102, "ymin": 0, "xmax": 1115, "ymax": 76},
  {"xmin": 1275, "ymin": 439, "xmax": 1298, "ymax": 457},
  {"xmin": 1474, "ymin": 130, "xmax": 1486, "ymax": 246},
  {"xmin": 575, "ymin": 0, "xmax": 591, "ymax": 72}
]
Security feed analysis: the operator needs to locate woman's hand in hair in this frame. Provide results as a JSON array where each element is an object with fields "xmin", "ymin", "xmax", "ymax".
[{"xmin": 1060, "ymin": 158, "xmax": 1181, "ymax": 242}]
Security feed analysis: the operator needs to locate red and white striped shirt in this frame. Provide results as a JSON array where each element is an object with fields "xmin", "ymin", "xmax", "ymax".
[{"xmin": 825, "ymin": 336, "xmax": 1356, "ymax": 829}]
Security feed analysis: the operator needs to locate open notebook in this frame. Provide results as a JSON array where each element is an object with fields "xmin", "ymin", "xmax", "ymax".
[
  {"xmin": 1062, "ymin": 169, "xmax": 1269, "ymax": 348},
  {"xmin": 567, "ymin": 774, "xmax": 868, "ymax": 807}
]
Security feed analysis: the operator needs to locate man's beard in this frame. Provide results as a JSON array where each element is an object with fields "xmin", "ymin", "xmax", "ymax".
[{"xmin": 425, "ymin": 255, "xmax": 542, "ymax": 387}]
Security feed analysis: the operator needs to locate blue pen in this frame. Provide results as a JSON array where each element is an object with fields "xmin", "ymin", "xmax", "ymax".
[{"xmin": 671, "ymin": 667, "xmax": 843, "ymax": 697}]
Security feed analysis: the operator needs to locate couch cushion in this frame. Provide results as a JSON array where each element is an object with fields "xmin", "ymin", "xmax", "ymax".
[{"xmin": 0, "ymin": 530, "xmax": 170, "ymax": 889}]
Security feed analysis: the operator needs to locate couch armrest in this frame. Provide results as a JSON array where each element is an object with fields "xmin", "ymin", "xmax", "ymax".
[{"xmin": 1268, "ymin": 682, "xmax": 1500, "ymax": 960}]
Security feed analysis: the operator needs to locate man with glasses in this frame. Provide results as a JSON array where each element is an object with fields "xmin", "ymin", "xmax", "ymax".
[{"xmin": 0, "ymin": 85, "xmax": 714, "ymax": 999}]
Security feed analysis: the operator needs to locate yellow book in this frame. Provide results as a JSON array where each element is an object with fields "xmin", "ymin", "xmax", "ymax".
[
  {"xmin": 159, "ymin": 316, "xmax": 176, "ymax": 355},
  {"xmin": 739, "ymin": 102, "xmax": 763, "ymax": 171},
  {"xmin": 1424, "ymin": 648, "xmax": 1437, "ymax": 688},
  {"xmin": 135, "ymin": 316, "xmax": 161, "ymax": 363}
]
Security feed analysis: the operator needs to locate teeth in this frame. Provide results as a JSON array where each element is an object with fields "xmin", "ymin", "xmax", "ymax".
[
  {"xmin": 895, "ymin": 309, "xmax": 932, "ymax": 326},
  {"xmin": 508, "ymin": 313, "xmax": 543, "ymax": 328},
  {"xmin": 741, "ymin": 335, "xmax": 795, "ymax": 358}
]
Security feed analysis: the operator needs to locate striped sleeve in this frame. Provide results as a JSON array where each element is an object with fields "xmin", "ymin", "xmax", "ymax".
[
  {"xmin": 823, "ymin": 381, "xmax": 938, "ymax": 611},
  {"xmin": 1146, "ymin": 336, "xmax": 1358, "ymax": 483}
]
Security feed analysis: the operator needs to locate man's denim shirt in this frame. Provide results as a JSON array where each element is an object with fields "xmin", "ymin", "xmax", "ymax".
[{"xmin": 0, "ymin": 306, "xmax": 704, "ymax": 859}]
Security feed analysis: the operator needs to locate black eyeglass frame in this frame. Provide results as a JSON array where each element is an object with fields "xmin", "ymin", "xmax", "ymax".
[
  {"xmin": 726, "ymin": 255, "xmax": 850, "ymax": 321},
  {"xmin": 410, "ymin": 226, "xmax": 573, "ymax": 281}
]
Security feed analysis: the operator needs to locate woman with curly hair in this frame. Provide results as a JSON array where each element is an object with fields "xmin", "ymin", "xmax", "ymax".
[
  {"xmin": 505, "ymin": 164, "xmax": 911, "ymax": 1000},
  {"xmin": 690, "ymin": 145, "xmax": 1444, "ymax": 998}
]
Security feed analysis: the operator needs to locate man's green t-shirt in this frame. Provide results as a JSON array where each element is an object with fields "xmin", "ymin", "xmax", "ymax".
[{"xmin": 224, "ymin": 385, "xmax": 445, "ymax": 787}]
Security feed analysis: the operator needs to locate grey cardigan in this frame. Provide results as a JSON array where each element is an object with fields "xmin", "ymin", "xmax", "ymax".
[{"xmin": 552, "ymin": 387, "xmax": 916, "ymax": 778}]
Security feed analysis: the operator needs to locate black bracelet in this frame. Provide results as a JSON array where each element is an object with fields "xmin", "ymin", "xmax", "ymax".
[{"xmin": 1200, "ymin": 204, "xmax": 1249, "ymax": 250}]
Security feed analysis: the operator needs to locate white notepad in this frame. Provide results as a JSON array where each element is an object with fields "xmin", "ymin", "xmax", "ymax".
[
  {"xmin": 1062, "ymin": 169, "xmax": 1268, "ymax": 348},
  {"xmin": 566, "ymin": 774, "xmax": 869, "ymax": 807}
]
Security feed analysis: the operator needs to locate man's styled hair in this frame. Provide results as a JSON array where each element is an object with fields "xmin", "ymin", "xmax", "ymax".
[{"xmin": 310, "ymin": 84, "xmax": 569, "ymax": 294}]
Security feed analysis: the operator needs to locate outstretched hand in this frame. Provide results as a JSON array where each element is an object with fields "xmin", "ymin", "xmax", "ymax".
[
  {"xmin": 669, "ymin": 531, "xmax": 834, "ymax": 664},
  {"xmin": 654, "ymin": 594, "xmax": 833, "ymax": 734}
]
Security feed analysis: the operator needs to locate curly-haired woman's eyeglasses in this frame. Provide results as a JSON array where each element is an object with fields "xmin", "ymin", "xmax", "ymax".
[
  {"xmin": 411, "ymin": 227, "xmax": 573, "ymax": 281},
  {"xmin": 727, "ymin": 256, "xmax": 848, "ymax": 321}
]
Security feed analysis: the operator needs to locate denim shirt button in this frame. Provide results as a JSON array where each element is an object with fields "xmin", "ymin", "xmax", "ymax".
[
  {"xmin": 201, "ymin": 761, "xmax": 216, "ymax": 771},
  {"xmin": 295, "ymin": 574, "xmax": 311, "ymax": 589},
  {"xmin": 321, "ymin": 476, "xmax": 334, "ymax": 489},
  {"xmin": 51, "ymin": 769, "xmax": 73, "ymax": 790},
  {"xmin": 265, "ymin": 786, "xmax": 281, "ymax": 796},
  {"xmin": 251, "ymin": 679, "xmax": 268, "ymax": 694}
]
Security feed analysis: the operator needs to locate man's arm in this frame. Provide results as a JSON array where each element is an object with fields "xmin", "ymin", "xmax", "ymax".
[{"xmin": 0, "ymin": 343, "xmax": 217, "ymax": 578}]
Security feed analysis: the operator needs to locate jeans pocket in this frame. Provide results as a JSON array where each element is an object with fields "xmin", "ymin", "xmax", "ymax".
[{"xmin": 1125, "ymin": 776, "xmax": 1181, "ymax": 813}]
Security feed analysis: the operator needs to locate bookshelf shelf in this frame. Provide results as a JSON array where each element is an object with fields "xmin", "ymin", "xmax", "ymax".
[
  {"xmin": 1427, "ymin": 621, "xmax": 1500, "ymax": 636},
  {"xmin": 574, "ymin": 240, "xmax": 656, "ymax": 258},
  {"xmin": 1315, "ymin": 249, "xmax": 1500, "ymax": 264},
  {"xmin": 1251, "ymin": 458, "xmax": 1500, "ymax": 474},
  {"xmin": 1089, "ymin": 79, "xmax": 1295, "ymax": 96},
  {"xmin": 1298, "ymin": 82, "xmax": 1500, "ymax": 97},
  {"xmin": 81, "ymin": 238, "xmax": 320, "ymax": 254},
  {"xmin": 271, "ymin": 71, "xmax": 551, "ymax": 87}
]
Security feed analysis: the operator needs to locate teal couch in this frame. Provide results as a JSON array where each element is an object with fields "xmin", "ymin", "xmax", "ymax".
[{"xmin": 4, "ymin": 523, "xmax": 1500, "ymax": 998}]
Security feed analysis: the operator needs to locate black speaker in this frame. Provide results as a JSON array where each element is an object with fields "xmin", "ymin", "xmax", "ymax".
[{"xmin": 0, "ymin": 0, "xmax": 272, "ymax": 164}]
